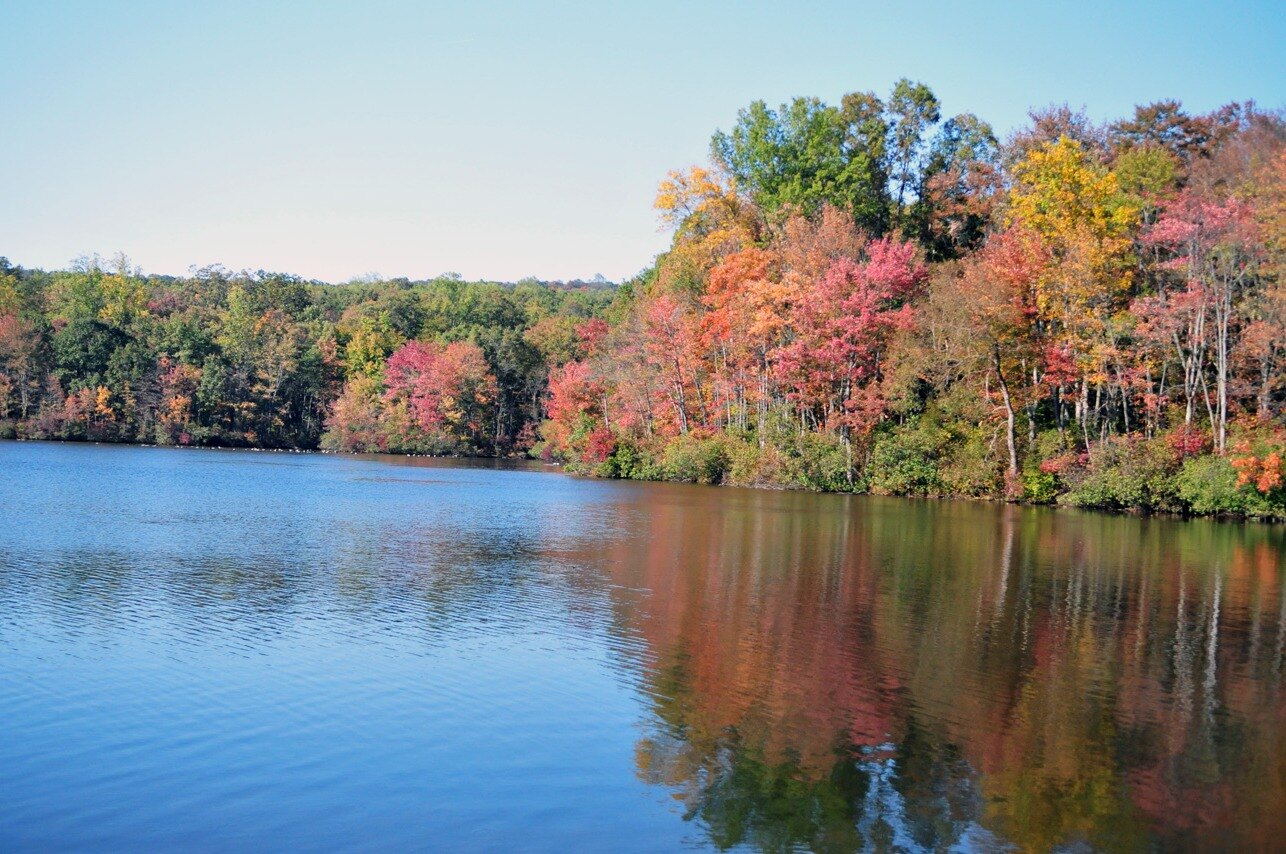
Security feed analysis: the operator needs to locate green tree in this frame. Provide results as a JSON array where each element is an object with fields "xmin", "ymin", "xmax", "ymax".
[
  {"xmin": 886, "ymin": 78, "xmax": 942, "ymax": 225},
  {"xmin": 711, "ymin": 92, "xmax": 891, "ymax": 232}
]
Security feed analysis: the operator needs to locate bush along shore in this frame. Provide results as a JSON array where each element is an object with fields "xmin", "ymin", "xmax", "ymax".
[{"xmin": 1, "ymin": 84, "xmax": 1283, "ymax": 519}]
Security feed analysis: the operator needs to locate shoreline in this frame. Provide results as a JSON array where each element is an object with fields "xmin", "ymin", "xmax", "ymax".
[{"xmin": 7, "ymin": 436, "xmax": 1281, "ymax": 524}]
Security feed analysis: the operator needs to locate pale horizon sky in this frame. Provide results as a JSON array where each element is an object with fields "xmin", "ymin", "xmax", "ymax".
[{"xmin": 1, "ymin": 0, "xmax": 1282, "ymax": 283}]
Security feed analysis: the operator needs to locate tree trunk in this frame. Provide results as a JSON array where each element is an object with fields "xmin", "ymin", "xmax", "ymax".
[{"xmin": 994, "ymin": 351, "xmax": 1019, "ymax": 479}]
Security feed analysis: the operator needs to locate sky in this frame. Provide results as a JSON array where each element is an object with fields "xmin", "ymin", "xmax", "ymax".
[{"xmin": 1, "ymin": 0, "xmax": 1282, "ymax": 284}]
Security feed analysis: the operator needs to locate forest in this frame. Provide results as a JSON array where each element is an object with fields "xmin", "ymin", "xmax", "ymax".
[
  {"xmin": 0, "ymin": 262, "xmax": 611, "ymax": 455},
  {"xmin": 1, "ymin": 81, "xmax": 1283, "ymax": 517}
]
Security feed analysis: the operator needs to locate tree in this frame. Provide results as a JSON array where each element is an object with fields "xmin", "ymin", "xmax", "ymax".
[
  {"xmin": 322, "ymin": 373, "xmax": 387, "ymax": 452},
  {"xmin": 1109, "ymin": 100, "xmax": 1216, "ymax": 168},
  {"xmin": 711, "ymin": 92, "xmax": 891, "ymax": 232},
  {"xmin": 340, "ymin": 311, "xmax": 403, "ymax": 379},
  {"xmin": 919, "ymin": 113, "xmax": 1001, "ymax": 258},
  {"xmin": 1008, "ymin": 136, "xmax": 1139, "ymax": 445},
  {"xmin": 1144, "ymin": 191, "xmax": 1261, "ymax": 451},
  {"xmin": 155, "ymin": 356, "xmax": 202, "ymax": 444},
  {"xmin": 957, "ymin": 228, "xmax": 1048, "ymax": 485},
  {"xmin": 638, "ymin": 293, "xmax": 709, "ymax": 435},
  {"xmin": 701, "ymin": 246, "xmax": 781, "ymax": 434},
  {"xmin": 1243, "ymin": 149, "xmax": 1286, "ymax": 417},
  {"xmin": 886, "ymin": 78, "xmax": 941, "ymax": 225},
  {"xmin": 0, "ymin": 313, "xmax": 39, "ymax": 419},
  {"xmin": 652, "ymin": 166, "xmax": 759, "ymax": 293},
  {"xmin": 1004, "ymin": 105, "xmax": 1107, "ymax": 168},
  {"xmin": 383, "ymin": 339, "xmax": 497, "ymax": 452},
  {"xmin": 775, "ymin": 238, "xmax": 924, "ymax": 457}
]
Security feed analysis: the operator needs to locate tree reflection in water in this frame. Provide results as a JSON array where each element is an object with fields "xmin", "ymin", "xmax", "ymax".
[{"xmin": 577, "ymin": 487, "xmax": 1286, "ymax": 851}]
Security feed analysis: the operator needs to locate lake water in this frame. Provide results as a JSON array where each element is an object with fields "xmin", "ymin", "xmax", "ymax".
[{"xmin": 1, "ymin": 441, "xmax": 1283, "ymax": 852}]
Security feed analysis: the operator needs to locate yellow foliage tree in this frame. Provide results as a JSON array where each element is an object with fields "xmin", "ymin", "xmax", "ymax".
[
  {"xmin": 98, "ymin": 271, "xmax": 149, "ymax": 328},
  {"xmin": 1008, "ymin": 136, "xmax": 1139, "ymax": 330},
  {"xmin": 1007, "ymin": 136, "xmax": 1141, "ymax": 415},
  {"xmin": 653, "ymin": 166, "xmax": 760, "ymax": 294},
  {"xmin": 0, "ymin": 268, "xmax": 20, "ymax": 315}
]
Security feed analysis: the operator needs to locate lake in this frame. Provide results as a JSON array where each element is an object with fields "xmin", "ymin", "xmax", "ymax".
[{"xmin": 1, "ymin": 441, "xmax": 1283, "ymax": 851}]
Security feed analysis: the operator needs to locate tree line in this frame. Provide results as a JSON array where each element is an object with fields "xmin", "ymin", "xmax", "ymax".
[
  {"xmin": 539, "ymin": 83, "xmax": 1286, "ymax": 518},
  {"xmin": 0, "ymin": 260, "xmax": 610, "ymax": 454},
  {"xmin": 1, "ymin": 81, "xmax": 1283, "ymax": 516}
]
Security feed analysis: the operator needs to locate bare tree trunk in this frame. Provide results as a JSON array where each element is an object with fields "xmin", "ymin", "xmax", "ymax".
[
  {"xmin": 18, "ymin": 367, "xmax": 29, "ymax": 418},
  {"xmin": 994, "ymin": 351, "xmax": 1019, "ymax": 480},
  {"xmin": 1260, "ymin": 356, "xmax": 1275, "ymax": 419},
  {"xmin": 1079, "ymin": 380, "xmax": 1091, "ymax": 450}
]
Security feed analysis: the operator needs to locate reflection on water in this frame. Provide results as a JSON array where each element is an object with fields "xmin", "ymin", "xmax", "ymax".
[
  {"xmin": 0, "ymin": 442, "xmax": 1282, "ymax": 851},
  {"xmin": 587, "ymin": 492, "xmax": 1286, "ymax": 851}
]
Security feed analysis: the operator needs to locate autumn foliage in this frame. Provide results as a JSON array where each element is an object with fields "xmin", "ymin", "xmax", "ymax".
[
  {"xmin": 535, "ymin": 89, "xmax": 1286, "ymax": 517},
  {"xmin": 1, "ymin": 86, "xmax": 1283, "ymax": 517},
  {"xmin": 0, "ymin": 254, "xmax": 610, "ymax": 453}
]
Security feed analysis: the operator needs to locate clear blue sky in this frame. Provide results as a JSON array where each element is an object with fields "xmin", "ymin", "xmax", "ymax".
[{"xmin": 1, "ymin": 0, "xmax": 1281, "ymax": 283}]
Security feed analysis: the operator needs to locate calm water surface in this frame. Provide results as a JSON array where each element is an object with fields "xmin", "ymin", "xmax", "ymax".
[{"xmin": 1, "ymin": 441, "xmax": 1283, "ymax": 851}]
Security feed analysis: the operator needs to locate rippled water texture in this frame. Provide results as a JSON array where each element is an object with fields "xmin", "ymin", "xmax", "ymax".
[{"xmin": 1, "ymin": 442, "xmax": 1283, "ymax": 851}]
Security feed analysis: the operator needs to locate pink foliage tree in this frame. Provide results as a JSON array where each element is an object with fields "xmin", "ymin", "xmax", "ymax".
[
  {"xmin": 383, "ymin": 340, "xmax": 497, "ymax": 450},
  {"xmin": 1141, "ymin": 190, "xmax": 1260, "ymax": 451},
  {"xmin": 774, "ymin": 237, "xmax": 925, "ymax": 436}
]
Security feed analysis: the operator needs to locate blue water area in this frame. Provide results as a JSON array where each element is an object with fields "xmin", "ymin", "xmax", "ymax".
[{"xmin": 1, "ymin": 441, "xmax": 1283, "ymax": 851}]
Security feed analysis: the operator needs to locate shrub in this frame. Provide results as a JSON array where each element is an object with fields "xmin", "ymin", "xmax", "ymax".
[
  {"xmin": 1022, "ymin": 468, "xmax": 1059, "ymax": 504},
  {"xmin": 868, "ymin": 420, "xmax": 949, "ymax": 496},
  {"xmin": 1060, "ymin": 436, "xmax": 1180, "ymax": 512},
  {"xmin": 1024, "ymin": 429, "xmax": 1079, "ymax": 501},
  {"xmin": 607, "ymin": 439, "xmax": 663, "ymax": 481},
  {"xmin": 722, "ymin": 437, "xmax": 791, "ymax": 488},
  {"xmin": 722, "ymin": 437, "xmax": 763, "ymax": 486},
  {"xmin": 661, "ymin": 433, "xmax": 730, "ymax": 484},
  {"xmin": 1175, "ymin": 455, "xmax": 1261, "ymax": 516},
  {"xmin": 1229, "ymin": 422, "xmax": 1286, "ymax": 502},
  {"xmin": 583, "ymin": 426, "xmax": 616, "ymax": 464},
  {"xmin": 1031, "ymin": 428, "xmax": 1074, "ymax": 461},
  {"xmin": 783, "ymin": 432, "xmax": 854, "ymax": 492},
  {"xmin": 939, "ymin": 426, "xmax": 1003, "ymax": 497},
  {"xmin": 1165, "ymin": 424, "xmax": 1211, "ymax": 459}
]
